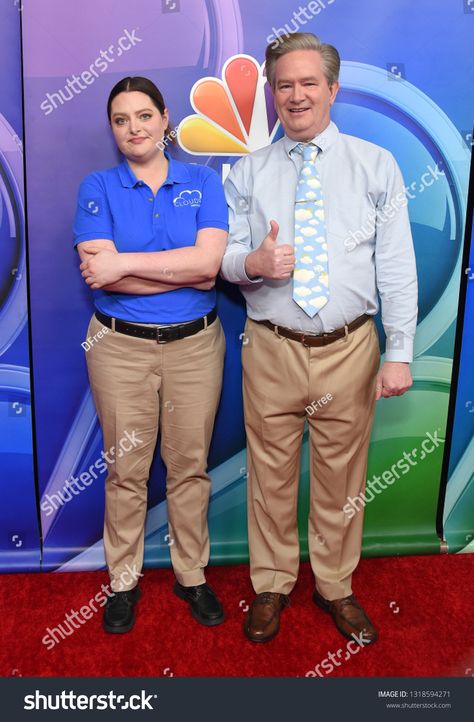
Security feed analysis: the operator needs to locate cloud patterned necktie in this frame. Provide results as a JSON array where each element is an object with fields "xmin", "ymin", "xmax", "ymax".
[{"xmin": 292, "ymin": 143, "xmax": 329, "ymax": 317}]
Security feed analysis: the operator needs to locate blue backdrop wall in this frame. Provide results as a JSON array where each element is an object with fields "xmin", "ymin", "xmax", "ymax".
[{"xmin": 0, "ymin": 3, "xmax": 39, "ymax": 572}]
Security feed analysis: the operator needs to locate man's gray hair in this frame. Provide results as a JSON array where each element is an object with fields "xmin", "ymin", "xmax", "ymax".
[{"xmin": 265, "ymin": 32, "xmax": 340, "ymax": 88}]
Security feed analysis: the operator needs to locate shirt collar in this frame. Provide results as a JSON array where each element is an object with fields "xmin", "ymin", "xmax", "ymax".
[
  {"xmin": 284, "ymin": 120, "xmax": 339, "ymax": 157},
  {"xmin": 117, "ymin": 151, "xmax": 191, "ymax": 188}
]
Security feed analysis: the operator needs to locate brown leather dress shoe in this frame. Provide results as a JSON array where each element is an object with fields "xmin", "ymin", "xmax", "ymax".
[
  {"xmin": 313, "ymin": 589, "xmax": 378, "ymax": 644},
  {"xmin": 244, "ymin": 592, "xmax": 290, "ymax": 643}
]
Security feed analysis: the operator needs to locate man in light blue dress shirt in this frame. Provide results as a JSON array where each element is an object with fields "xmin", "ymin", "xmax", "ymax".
[{"xmin": 221, "ymin": 33, "xmax": 417, "ymax": 644}]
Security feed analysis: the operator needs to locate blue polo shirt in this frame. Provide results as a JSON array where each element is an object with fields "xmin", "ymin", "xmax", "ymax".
[{"xmin": 73, "ymin": 153, "xmax": 228, "ymax": 324}]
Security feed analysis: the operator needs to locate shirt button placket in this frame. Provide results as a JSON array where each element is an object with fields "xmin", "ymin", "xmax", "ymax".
[{"xmin": 152, "ymin": 195, "xmax": 160, "ymax": 222}]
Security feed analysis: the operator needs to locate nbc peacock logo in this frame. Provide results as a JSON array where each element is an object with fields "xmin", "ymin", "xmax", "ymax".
[{"xmin": 178, "ymin": 55, "xmax": 280, "ymax": 156}]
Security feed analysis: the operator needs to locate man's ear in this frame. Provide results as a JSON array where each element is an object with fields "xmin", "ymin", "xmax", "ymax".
[{"xmin": 329, "ymin": 81, "xmax": 340, "ymax": 105}]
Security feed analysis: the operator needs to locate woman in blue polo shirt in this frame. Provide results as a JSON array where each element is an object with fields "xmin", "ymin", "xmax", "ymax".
[{"xmin": 74, "ymin": 76, "xmax": 228, "ymax": 634}]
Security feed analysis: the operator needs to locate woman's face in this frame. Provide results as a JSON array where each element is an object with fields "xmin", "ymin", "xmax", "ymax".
[{"xmin": 110, "ymin": 90, "xmax": 169, "ymax": 162}]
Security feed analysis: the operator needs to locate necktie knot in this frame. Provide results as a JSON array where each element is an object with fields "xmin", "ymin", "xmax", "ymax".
[{"xmin": 294, "ymin": 142, "xmax": 319, "ymax": 162}]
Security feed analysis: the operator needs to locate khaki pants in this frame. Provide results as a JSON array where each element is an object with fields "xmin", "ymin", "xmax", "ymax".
[
  {"xmin": 242, "ymin": 317, "xmax": 380, "ymax": 600},
  {"xmin": 85, "ymin": 313, "xmax": 225, "ymax": 592}
]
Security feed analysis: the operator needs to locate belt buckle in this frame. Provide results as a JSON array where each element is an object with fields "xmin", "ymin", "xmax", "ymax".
[
  {"xmin": 301, "ymin": 334, "xmax": 311, "ymax": 348},
  {"xmin": 156, "ymin": 326, "xmax": 168, "ymax": 344}
]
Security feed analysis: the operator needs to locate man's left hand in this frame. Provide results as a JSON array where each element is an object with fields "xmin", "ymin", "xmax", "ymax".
[
  {"xmin": 80, "ymin": 248, "xmax": 125, "ymax": 289},
  {"xmin": 375, "ymin": 361, "xmax": 413, "ymax": 400}
]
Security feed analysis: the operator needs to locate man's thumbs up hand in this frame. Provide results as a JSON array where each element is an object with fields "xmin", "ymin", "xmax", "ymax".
[{"xmin": 245, "ymin": 221, "xmax": 295, "ymax": 280}]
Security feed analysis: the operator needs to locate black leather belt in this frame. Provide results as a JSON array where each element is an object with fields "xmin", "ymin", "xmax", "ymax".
[
  {"xmin": 255, "ymin": 314, "xmax": 371, "ymax": 347},
  {"xmin": 95, "ymin": 308, "xmax": 217, "ymax": 343}
]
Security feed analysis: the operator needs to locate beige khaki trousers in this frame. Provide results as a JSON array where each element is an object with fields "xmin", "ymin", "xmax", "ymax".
[
  {"xmin": 242, "ymin": 317, "xmax": 380, "ymax": 600},
  {"xmin": 85, "ymin": 312, "xmax": 225, "ymax": 592}
]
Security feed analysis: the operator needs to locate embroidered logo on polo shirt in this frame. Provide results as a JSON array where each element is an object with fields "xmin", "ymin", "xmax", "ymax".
[{"xmin": 173, "ymin": 189, "xmax": 202, "ymax": 207}]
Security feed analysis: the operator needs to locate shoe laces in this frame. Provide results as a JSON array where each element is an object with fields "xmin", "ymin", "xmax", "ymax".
[
  {"xmin": 258, "ymin": 592, "xmax": 290, "ymax": 606},
  {"xmin": 338, "ymin": 595, "xmax": 359, "ymax": 609},
  {"xmin": 191, "ymin": 583, "xmax": 210, "ymax": 598},
  {"xmin": 109, "ymin": 591, "xmax": 132, "ymax": 610}
]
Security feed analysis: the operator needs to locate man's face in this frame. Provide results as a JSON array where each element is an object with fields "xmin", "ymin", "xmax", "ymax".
[{"xmin": 273, "ymin": 49, "xmax": 339, "ymax": 141}]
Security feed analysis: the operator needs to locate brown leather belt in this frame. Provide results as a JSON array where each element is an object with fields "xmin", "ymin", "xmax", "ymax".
[
  {"xmin": 254, "ymin": 314, "xmax": 371, "ymax": 347},
  {"xmin": 95, "ymin": 307, "xmax": 217, "ymax": 343}
]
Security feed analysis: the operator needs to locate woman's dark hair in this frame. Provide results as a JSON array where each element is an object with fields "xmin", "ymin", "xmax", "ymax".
[{"xmin": 107, "ymin": 76, "xmax": 175, "ymax": 143}]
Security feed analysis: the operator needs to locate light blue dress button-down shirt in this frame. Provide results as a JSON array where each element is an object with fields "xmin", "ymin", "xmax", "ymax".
[{"xmin": 221, "ymin": 121, "xmax": 418, "ymax": 362}]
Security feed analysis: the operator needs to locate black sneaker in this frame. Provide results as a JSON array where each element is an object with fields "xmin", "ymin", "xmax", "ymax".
[
  {"xmin": 103, "ymin": 587, "xmax": 141, "ymax": 634},
  {"xmin": 173, "ymin": 581, "xmax": 224, "ymax": 626}
]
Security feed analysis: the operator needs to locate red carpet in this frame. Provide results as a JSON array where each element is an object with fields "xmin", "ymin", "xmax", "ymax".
[{"xmin": 1, "ymin": 555, "xmax": 473, "ymax": 678}]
